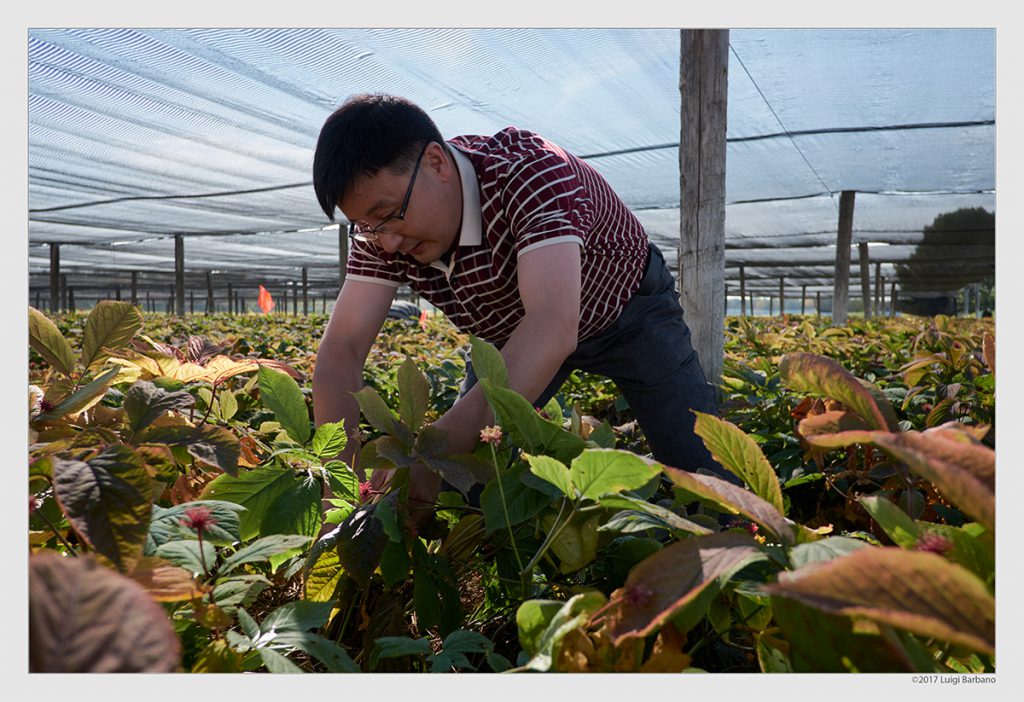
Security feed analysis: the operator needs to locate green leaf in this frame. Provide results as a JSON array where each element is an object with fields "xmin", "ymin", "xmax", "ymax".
[
  {"xmin": 269, "ymin": 631, "xmax": 359, "ymax": 673},
  {"xmin": 380, "ymin": 540, "xmax": 411, "ymax": 587},
  {"xmin": 257, "ymin": 647, "xmax": 303, "ymax": 673},
  {"xmin": 29, "ymin": 552, "xmax": 181, "ymax": 672},
  {"xmin": 258, "ymin": 366, "xmax": 311, "ymax": 444},
  {"xmin": 479, "ymin": 464, "xmax": 553, "ymax": 533},
  {"xmin": 259, "ymin": 600, "xmax": 333, "ymax": 634},
  {"xmin": 51, "ymin": 446, "xmax": 152, "ymax": 573},
  {"xmin": 524, "ymin": 453, "xmax": 574, "ymax": 497},
  {"xmin": 36, "ymin": 366, "xmax": 121, "ymax": 421},
  {"xmin": 146, "ymin": 500, "xmax": 244, "ymax": 551},
  {"xmin": 217, "ymin": 389, "xmax": 239, "ymax": 421},
  {"xmin": 123, "ymin": 381, "xmax": 195, "ymax": 436},
  {"xmin": 588, "ymin": 420, "xmax": 617, "ymax": 449},
  {"xmin": 200, "ymin": 465, "xmax": 296, "ymax": 540},
  {"xmin": 140, "ymin": 423, "xmax": 241, "ymax": 477},
  {"xmin": 755, "ymin": 632, "xmax": 793, "ymax": 673},
  {"xmin": 478, "ymin": 379, "xmax": 586, "ymax": 463},
  {"xmin": 28, "ymin": 306, "xmax": 77, "ymax": 377},
  {"xmin": 858, "ymin": 495, "xmax": 920, "ymax": 549},
  {"xmin": 373, "ymin": 496, "xmax": 403, "ymax": 542},
  {"xmin": 516, "ymin": 600, "xmax": 564, "ymax": 659},
  {"xmin": 212, "ymin": 574, "xmax": 272, "ymax": 612},
  {"xmin": 431, "ymin": 630, "xmax": 494, "ymax": 672},
  {"xmin": 664, "ymin": 465, "xmax": 795, "ymax": 546},
  {"xmin": 470, "ymin": 336, "xmax": 509, "ymax": 388},
  {"xmin": 80, "ymin": 301, "xmax": 144, "ymax": 370},
  {"xmin": 541, "ymin": 512, "xmax": 600, "ymax": 573},
  {"xmin": 693, "ymin": 412, "xmax": 785, "ymax": 513},
  {"xmin": 219, "ymin": 535, "xmax": 313, "ymax": 575},
  {"xmin": 311, "ymin": 420, "xmax": 348, "ymax": 460},
  {"xmin": 569, "ymin": 449, "xmax": 662, "ymax": 501},
  {"xmin": 397, "ymin": 357, "xmax": 431, "ymax": 430},
  {"xmin": 780, "ymin": 352, "xmax": 900, "ymax": 431},
  {"xmin": 520, "ymin": 592, "xmax": 607, "ymax": 671},
  {"xmin": 153, "ymin": 539, "xmax": 217, "ymax": 574},
  {"xmin": 259, "ymin": 474, "xmax": 322, "ymax": 539},
  {"xmin": 764, "ymin": 547, "xmax": 995, "ymax": 656},
  {"xmin": 411, "ymin": 541, "xmax": 461, "ymax": 636},
  {"xmin": 595, "ymin": 494, "xmax": 712, "ymax": 536},
  {"xmin": 605, "ymin": 531, "xmax": 766, "ymax": 645},
  {"xmin": 353, "ymin": 386, "xmax": 400, "ymax": 435},
  {"xmin": 914, "ymin": 521, "xmax": 995, "ymax": 585},
  {"xmin": 787, "ymin": 536, "xmax": 872, "ymax": 569},
  {"xmin": 334, "ymin": 504, "xmax": 388, "ymax": 587},
  {"xmin": 324, "ymin": 460, "xmax": 360, "ymax": 504},
  {"xmin": 371, "ymin": 636, "xmax": 431, "ymax": 670},
  {"xmin": 304, "ymin": 547, "xmax": 345, "ymax": 602}
]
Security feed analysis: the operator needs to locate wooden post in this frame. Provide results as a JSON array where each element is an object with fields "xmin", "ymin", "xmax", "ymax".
[
  {"xmin": 679, "ymin": 29, "xmax": 729, "ymax": 386},
  {"xmin": 49, "ymin": 243, "xmax": 60, "ymax": 313},
  {"xmin": 874, "ymin": 262, "xmax": 882, "ymax": 317},
  {"xmin": 816, "ymin": 290, "xmax": 822, "ymax": 318},
  {"xmin": 858, "ymin": 242, "xmax": 872, "ymax": 320},
  {"xmin": 879, "ymin": 276, "xmax": 886, "ymax": 316},
  {"xmin": 302, "ymin": 267, "xmax": 309, "ymax": 315},
  {"xmin": 778, "ymin": 277, "xmax": 785, "ymax": 317},
  {"xmin": 832, "ymin": 191, "xmax": 856, "ymax": 325},
  {"xmin": 174, "ymin": 234, "xmax": 185, "ymax": 316},
  {"xmin": 322, "ymin": 294, "xmax": 327, "ymax": 314},
  {"xmin": 292, "ymin": 283, "xmax": 298, "ymax": 315},
  {"xmin": 206, "ymin": 271, "xmax": 214, "ymax": 315},
  {"xmin": 769, "ymin": 296, "xmax": 774, "ymax": 317},
  {"xmin": 189, "ymin": 290, "xmax": 194, "ymax": 314},
  {"xmin": 227, "ymin": 283, "xmax": 234, "ymax": 316},
  {"xmin": 146, "ymin": 290, "xmax": 151, "ymax": 313},
  {"xmin": 339, "ymin": 226, "xmax": 348, "ymax": 289},
  {"xmin": 67, "ymin": 286, "xmax": 75, "ymax": 311},
  {"xmin": 131, "ymin": 271, "xmax": 138, "ymax": 307},
  {"xmin": 890, "ymin": 284, "xmax": 898, "ymax": 317},
  {"xmin": 801, "ymin": 284, "xmax": 807, "ymax": 315},
  {"xmin": 975, "ymin": 283, "xmax": 982, "ymax": 318},
  {"xmin": 34, "ymin": 290, "xmax": 41, "ymax": 308},
  {"xmin": 60, "ymin": 273, "xmax": 68, "ymax": 311},
  {"xmin": 115, "ymin": 283, "xmax": 121, "ymax": 301},
  {"xmin": 739, "ymin": 265, "xmax": 746, "ymax": 316}
]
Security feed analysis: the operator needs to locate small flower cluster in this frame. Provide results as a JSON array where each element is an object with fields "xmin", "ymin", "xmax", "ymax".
[
  {"xmin": 479, "ymin": 425, "xmax": 503, "ymax": 445},
  {"xmin": 179, "ymin": 506, "xmax": 217, "ymax": 534},
  {"xmin": 914, "ymin": 532, "xmax": 953, "ymax": 556}
]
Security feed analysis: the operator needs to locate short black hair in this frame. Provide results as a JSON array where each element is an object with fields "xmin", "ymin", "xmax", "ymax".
[{"xmin": 312, "ymin": 93, "xmax": 445, "ymax": 221}]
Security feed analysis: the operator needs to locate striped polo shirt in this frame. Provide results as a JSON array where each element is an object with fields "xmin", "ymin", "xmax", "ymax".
[{"xmin": 345, "ymin": 127, "xmax": 649, "ymax": 345}]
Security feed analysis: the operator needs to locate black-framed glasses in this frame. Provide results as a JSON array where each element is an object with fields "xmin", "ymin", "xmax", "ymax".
[{"xmin": 347, "ymin": 141, "xmax": 431, "ymax": 243}]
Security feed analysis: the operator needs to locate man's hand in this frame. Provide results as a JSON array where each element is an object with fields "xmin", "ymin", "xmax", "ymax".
[{"xmin": 367, "ymin": 463, "xmax": 442, "ymax": 529}]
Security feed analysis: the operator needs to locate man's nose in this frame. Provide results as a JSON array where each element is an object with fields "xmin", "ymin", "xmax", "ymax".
[{"xmin": 376, "ymin": 231, "xmax": 405, "ymax": 254}]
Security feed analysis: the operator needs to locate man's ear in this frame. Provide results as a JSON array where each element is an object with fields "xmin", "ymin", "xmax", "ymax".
[{"xmin": 425, "ymin": 141, "xmax": 453, "ymax": 182}]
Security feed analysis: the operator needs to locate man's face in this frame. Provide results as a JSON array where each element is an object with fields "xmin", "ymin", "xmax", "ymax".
[{"xmin": 339, "ymin": 143, "xmax": 460, "ymax": 264}]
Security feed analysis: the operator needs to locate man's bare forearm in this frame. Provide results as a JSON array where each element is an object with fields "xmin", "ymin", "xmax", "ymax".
[{"xmin": 312, "ymin": 342, "xmax": 367, "ymax": 481}]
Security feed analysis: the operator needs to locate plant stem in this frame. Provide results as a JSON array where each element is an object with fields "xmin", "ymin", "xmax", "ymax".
[
  {"xmin": 35, "ymin": 509, "xmax": 78, "ymax": 555},
  {"xmin": 490, "ymin": 443, "xmax": 526, "ymax": 596},
  {"xmin": 520, "ymin": 496, "xmax": 577, "ymax": 577}
]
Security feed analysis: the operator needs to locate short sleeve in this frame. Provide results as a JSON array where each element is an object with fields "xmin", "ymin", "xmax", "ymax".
[
  {"xmin": 345, "ymin": 238, "xmax": 406, "ymax": 287},
  {"xmin": 500, "ymin": 144, "xmax": 593, "ymax": 258}
]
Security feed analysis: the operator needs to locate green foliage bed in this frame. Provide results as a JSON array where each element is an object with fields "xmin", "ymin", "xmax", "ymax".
[{"xmin": 28, "ymin": 306, "xmax": 995, "ymax": 673}]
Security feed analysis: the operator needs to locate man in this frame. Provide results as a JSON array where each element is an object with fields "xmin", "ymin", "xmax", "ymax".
[{"xmin": 311, "ymin": 93, "xmax": 729, "ymax": 521}]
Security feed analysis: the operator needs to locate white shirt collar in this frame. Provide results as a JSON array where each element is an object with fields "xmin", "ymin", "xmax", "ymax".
[{"xmin": 429, "ymin": 142, "xmax": 482, "ymax": 275}]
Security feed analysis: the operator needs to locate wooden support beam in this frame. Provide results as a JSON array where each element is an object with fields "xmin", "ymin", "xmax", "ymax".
[
  {"xmin": 302, "ymin": 267, "xmax": 309, "ymax": 315},
  {"xmin": 60, "ymin": 274, "xmax": 68, "ymax": 311},
  {"xmin": 858, "ymin": 242, "xmax": 872, "ymax": 320},
  {"xmin": 832, "ymin": 191, "xmax": 856, "ymax": 325},
  {"xmin": 146, "ymin": 290, "xmax": 151, "ymax": 313},
  {"xmin": 874, "ymin": 262, "xmax": 882, "ymax": 317},
  {"xmin": 227, "ymin": 283, "xmax": 234, "ymax": 316},
  {"xmin": 292, "ymin": 283, "xmax": 298, "ymax": 315},
  {"xmin": 739, "ymin": 265, "xmax": 746, "ymax": 316},
  {"xmin": 890, "ymin": 284, "xmax": 898, "ymax": 317},
  {"xmin": 115, "ymin": 283, "xmax": 121, "ymax": 301},
  {"xmin": 131, "ymin": 271, "xmax": 138, "ymax": 307},
  {"xmin": 206, "ymin": 271, "xmax": 214, "ymax": 315},
  {"xmin": 49, "ymin": 243, "xmax": 60, "ymax": 313},
  {"xmin": 779, "ymin": 277, "xmax": 785, "ymax": 316},
  {"xmin": 189, "ymin": 290, "xmax": 194, "ymax": 315},
  {"xmin": 769, "ymin": 296, "xmax": 774, "ymax": 317},
  {"xmin": 679, "ymin": 29, "xmax": 729, "ymax": 386},
  {"xmin": 816, "ymin": 290, "xmax": 822, "ymax": 318},
  {"xmin": 174, "ymin": 234, "xmax": 185, "ymax": 316},
  {"xmin": 67, "ymin": 287, "xmax": 75, "ymax": 311},
  {"xmin": 724, "ymin": 285, "xmax": 729, "ymax": 315},
  {"xmin": 801, "ymin": 284, "xmax": 807, "ymax": 315}
]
